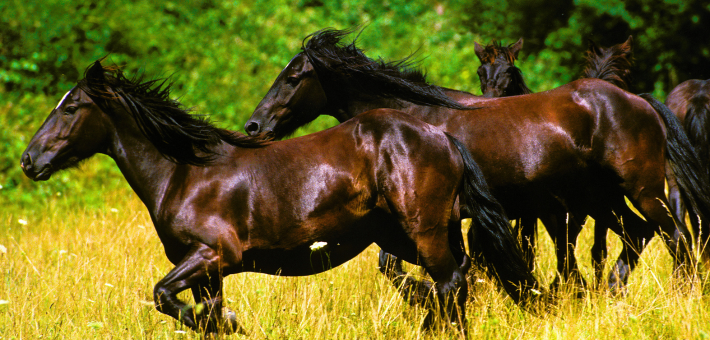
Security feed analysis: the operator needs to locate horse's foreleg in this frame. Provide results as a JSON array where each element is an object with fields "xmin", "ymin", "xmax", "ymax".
[
  {"xmin": 591, "ymin": 215, "xmax": 609, "ymax": 287},
  {"xmin": 154, "ymin": 243, "xmax": 242, "ymax": 334},
  {"xmin": 190, "ymin": 273, "xmax": 244, "ymax": 335},
  {"xmin": 517, "ymin": 216, "xmax": 538, "ymax": 273}
]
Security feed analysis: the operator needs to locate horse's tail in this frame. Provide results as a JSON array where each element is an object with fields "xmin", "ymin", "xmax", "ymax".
[
  {"xmin": 446, "ymin": 134, "xmax": 547, "ymax": 310},
  {"xmin": 683, "ymin": 95, "xmax": 710, "ymax": 172},
  {"xmin": 640, "ymin": 94, "xmax": 710, "ymax": 258},
  {"xmin": 582, "ymin": 36, "xmax": 633, "ymax": 91}
]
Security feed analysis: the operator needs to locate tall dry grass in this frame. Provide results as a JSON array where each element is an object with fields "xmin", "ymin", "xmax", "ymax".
[{"xmin": 1, "ymin": 189, "xmax": 709, "ymax": 339}]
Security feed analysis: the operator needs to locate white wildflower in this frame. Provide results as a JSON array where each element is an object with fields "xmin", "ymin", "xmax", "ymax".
[
  {"xmin": 310, "ymin": 241, "xmax": 327, "ymax": 250},
  {"xmin": 18, "ymin": 219, "xmax": 28, "ymax": 225}
]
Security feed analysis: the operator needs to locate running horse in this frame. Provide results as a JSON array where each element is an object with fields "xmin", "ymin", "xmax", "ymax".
[
  {"xmin": 666, "ymin": 78, "xmax": 710, "ymax": 261},
  {"xmin": 20, "ymin": 60, "xmax": 542, "ymax": 334},
  {"xmin": 244, "ymin": 28, "xmax": 710, "ymax": 292},
  {"xmin": 477, "ymin": 35, "xmax": 639, "ymax": 287}
]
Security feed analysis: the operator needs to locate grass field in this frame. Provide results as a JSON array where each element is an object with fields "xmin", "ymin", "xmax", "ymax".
[{"xmin": 2, "ymin": 179, "xmax": 710, "ymax": 339}]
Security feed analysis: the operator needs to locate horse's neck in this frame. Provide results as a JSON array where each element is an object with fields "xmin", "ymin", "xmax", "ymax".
[
  {"xmin": 106, "ymin": 119, "xmax": 177, "ymax": 213},
  {"xmin": 338, "ymin": 92, "xmax": 474, "ymax": 127},
  {"xmin": 335, "ymin": 93, "xmax": 437, "ymax": 123}
]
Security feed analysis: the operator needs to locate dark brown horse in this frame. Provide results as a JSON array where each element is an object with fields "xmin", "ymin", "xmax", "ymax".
[
  {"xmin": 580, "ymin": 35, "xmax": 638, "ymax": 283},
  {"xmin": 244, "ymin": 28, "xmax": 710, "ymax": 292},
  {"xmin": 474, "ymin": 35, "xmax": 643, "ymax": 289},
  {"xmin": 20, "ymin": 60, "xmax": 542, "ymax": 334},
  {"xmin": 474, "ymin": 38, "xmax": 585, "ymax": 289},
  {"xmin": 666, "ymin": 78, "xmax": 710, "ymax": 263},
  {"xmin": 474, "ymin": 38, "xmax": 532, "ymax": 98}
]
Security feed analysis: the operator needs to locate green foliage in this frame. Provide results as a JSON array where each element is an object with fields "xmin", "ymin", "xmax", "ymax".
[{"xmin": 2, "ymin": 0, "xmax": 708, "ymax": 208}]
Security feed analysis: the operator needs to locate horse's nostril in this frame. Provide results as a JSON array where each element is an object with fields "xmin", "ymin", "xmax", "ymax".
[
  {"xmin": 245, "ymin": 121, "xmax": 260, "ymax": 135},
  {"xmin": 21, "ymin": 153, "xmax": 32, "ymax": 171}
]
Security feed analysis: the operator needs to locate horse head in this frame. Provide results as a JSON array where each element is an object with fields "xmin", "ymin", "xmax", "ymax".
[
  {"xmin": 474, "ymin": 38, "xmax": 527, "ymax": 97},
  {"xmin": 21, "ymin": 61, "xmax": 112, "ymax": 181},
  {"xmin": 245, "ymin": 52, "xmax": 328, "ymax": 139}
]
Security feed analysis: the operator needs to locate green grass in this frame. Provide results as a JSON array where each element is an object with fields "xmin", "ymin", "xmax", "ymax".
[{"xmin": 2, "ymin": 185, "xmax": 710, "ymax": 339}]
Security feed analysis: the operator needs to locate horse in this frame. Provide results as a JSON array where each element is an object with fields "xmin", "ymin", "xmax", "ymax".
[
  {"xmin": 20, "ymin": 59, "xmax": 544, "ymax": 335},
  {"xmin": 474, "ymin": 38, "xmax": 532, "ymax": 98},
  {"xmin": 244, "ymin": 28, "xmax": 710, "ymax": 293},
  {"xmin": 473, "ymin": 35, "xmax": 647, "ymax": 289},
  {"xmin": 579, "ymin": 35, "xmax": 638, "ymax": 284},
  {"xmin": 666, "ymin": 78, "xmax": 710, "ymax": 263},
  {"xmin": 473, "ymin": 38, "xmax": 588, "ymax": 290}
]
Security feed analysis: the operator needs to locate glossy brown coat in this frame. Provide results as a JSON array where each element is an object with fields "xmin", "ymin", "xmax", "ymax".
[{"xmin": 245, "ymin": 29, "xmax": 710, "ymax": 291}]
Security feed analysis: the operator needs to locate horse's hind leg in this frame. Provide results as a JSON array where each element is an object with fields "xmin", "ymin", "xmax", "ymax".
[
  {"xmin": 379, "ymin": 218, "xmax": 468, "ymax": 307},
  {"xmin": 154, "ymin": 243, "xmax": 242, "ymax": 334},
  {"xmin": 414, "ymin": 221, "xmax": 469, "ymax": 331},
  {"xmin": 596, "ymin": 203, "xmax": 654, "ymax": 293},
  {"xmin": 378, "ymin": 250, "xmax": 434, "ymax": 306},
  {"xmin": 626, "ymin": 185, "xmax": 695, "ymax": 281}
]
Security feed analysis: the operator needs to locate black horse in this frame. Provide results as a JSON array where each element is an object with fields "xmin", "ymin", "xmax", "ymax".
[
  {"xmin": 474, "ymin": 38, "xmax": 532, "ymax": 98},
  {"xmin": 20, "ymin": 60, "xmax": 543, "ymax": 335}
]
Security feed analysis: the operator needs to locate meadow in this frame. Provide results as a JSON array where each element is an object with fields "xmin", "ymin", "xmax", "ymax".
[
  {"xmin": 2, "ymin": 1, "xmax": 710, "ymax": 338},
  {"xmin": 2, "ymin": 170, "xmax": 710, "ymax": 339}
]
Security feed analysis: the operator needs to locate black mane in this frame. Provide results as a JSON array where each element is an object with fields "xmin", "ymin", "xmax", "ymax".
[
  {"xmin": 582, "ymin": 37, "xmax": 634, "ymax": 91},
  {"xmin": 508, "ymin": 67, "xmax": 533, "ymax": 96},
  {"xmin": 77, "ymin": 61, "xmax": 271, "ymax": 165},
  {"xmin": 302, "ymin": 28, "xmax": 476, "ymax": 110}
]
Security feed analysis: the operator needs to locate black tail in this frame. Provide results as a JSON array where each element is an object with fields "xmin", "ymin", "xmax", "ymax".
[
  {"xmin": 684, "ymin": 95, "xmax": 710, "ymax": 173},
  {"xmin": 446, "ymin": 134, "xmax": 546, "ymax": 309},
  {"xmin": 640, "ymin": 94, "xmax": 710, "ymax": 257}
]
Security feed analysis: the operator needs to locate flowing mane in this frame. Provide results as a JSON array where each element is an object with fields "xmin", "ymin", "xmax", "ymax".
[
  {"xmin": 77, "ymin": 61, "xmax": 271, "ymax": 165},
  {"xmin": 582, "ymin": 36, "xmax": 634, "ymax": 91},
  {"xmin": 302, "ymin": 28, "xmax": 476, "ymax": 110}
]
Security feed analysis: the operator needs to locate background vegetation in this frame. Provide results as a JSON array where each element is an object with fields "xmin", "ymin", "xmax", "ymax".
[
  {"xmin": 1, "ymin": 0, "xmax": 709, "ymax": 338},
  {"xmin": 2, "ymin": 0, "xmax": 709, "ymax": 207}
]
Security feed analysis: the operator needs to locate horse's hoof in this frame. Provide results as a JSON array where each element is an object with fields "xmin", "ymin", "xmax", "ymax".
[
  {"xmin": 378, "ymin": 251, "xmax": 403, "ymax": 276},
  {"xmin": 222, "ymin": 307, "xmax": 247, "ymax": 335}
]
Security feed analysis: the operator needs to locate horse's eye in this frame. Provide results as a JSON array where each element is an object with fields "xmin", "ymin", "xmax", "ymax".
[
  {"xmin": 64, "ymin": 106, "xmax": 78, "ymax": 115},
  {"xmin": 286, "ymin": 76, "xmax": 300, "ymax": 86}
]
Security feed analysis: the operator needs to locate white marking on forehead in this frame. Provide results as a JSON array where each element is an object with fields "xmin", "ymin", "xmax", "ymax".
[
  {"xmin": 282, "ymin": 54, "xmax": 299, "ymax": 72},
  {"xmin": 55, "ymin": 90, "xmax": 72, "ymax": 110}
]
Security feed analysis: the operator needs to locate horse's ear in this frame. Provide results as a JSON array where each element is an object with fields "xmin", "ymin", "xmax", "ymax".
[
  {"xmin": 474, "ymin": 42, "xmax": 485, "ymax": 61},
  {"xmin": 510, "ymin": 38, "xmax": 524, "ymax": 59},
  {"xmin": 86, "ymin": 59, "xmax": 107, "ymax": 84},
  {"xmin": 620, "ymin": 35, "xmax": 633, "ymax": 54}
]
